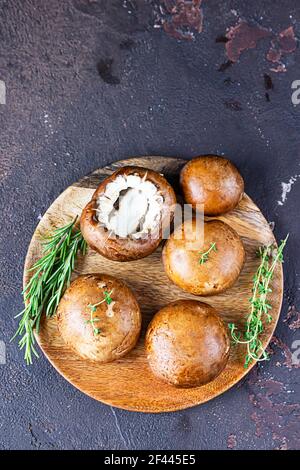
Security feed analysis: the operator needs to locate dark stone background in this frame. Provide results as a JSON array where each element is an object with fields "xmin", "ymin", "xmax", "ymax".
[{"xmin": 0, "ymin": 0, "xmax": 299, "ymax": 450}]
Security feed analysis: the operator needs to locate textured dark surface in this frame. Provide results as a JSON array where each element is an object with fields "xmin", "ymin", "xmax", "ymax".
[{"xmin": 0, "ymin": 0, "xmax": 300, "ymax": 450}]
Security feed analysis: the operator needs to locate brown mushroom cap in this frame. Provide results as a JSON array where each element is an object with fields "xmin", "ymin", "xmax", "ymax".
[
  {"xmin": 180, "ymin": 155, "xmax": 244, "ymax": 215},
  {"xmin": 146, "ymin": 300, "xmax": 230, "ymax": 388},
  {"xmin": 162, "ymin": 219, "xmax": 245, "ymax": 295},
  {"xmin": 80, "ymin": 166, "xmax": 177, "ymax": 261},
  {"xmin": 57, "ymin": 274, "xmax": 141, "ymax": 363}
]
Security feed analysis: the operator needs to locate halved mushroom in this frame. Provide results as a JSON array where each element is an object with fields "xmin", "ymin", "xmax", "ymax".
[
  {"xmin": 80, "ymin": 166, "xmax": 177, "ymax": 261},
  {"xmin": 57, "ymin": 274, "xmax": 141, "ymax": 363}
]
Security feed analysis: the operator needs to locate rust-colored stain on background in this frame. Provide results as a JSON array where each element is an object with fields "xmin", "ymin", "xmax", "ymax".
[
  {"xmin": 225, "ymin": 20, "xmax": 271, "ymax": 62},
  {"xmin": 223, "ymin": 21, "xmax": 297, "ymax": 73},
  {"xmin": 156, "ymin": 0, "xmax": 203, "ymax": 40},
  {"xmin": 247, "ymin": 365, "xmax": 300, "ymax": 450},
  {"xmin": 267, "ymin": 26, "xmax": 297, "ymax": 72},
  {"xmin": 154, "ymin": 2, "xmax": 297, "ymax": 74},
  {"xmin": 284, "ymin": 305, "xmax": 300, "ymax": 331},
  {"xmin": 227, "ymin": 433, "xmax": 237, "ymax": 449},
  {"xmin": 268, "ymin": 335, "xmax": 300, "ymax": 370}
]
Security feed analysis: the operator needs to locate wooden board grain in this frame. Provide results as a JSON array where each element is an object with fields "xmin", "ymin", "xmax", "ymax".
[{"xmin": 24, "ymin": 157, "xmax": 283, "ymax": 413}]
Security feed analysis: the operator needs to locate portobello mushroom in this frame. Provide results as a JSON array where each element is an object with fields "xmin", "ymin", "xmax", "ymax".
[
  {"xmin": 145, "ymin": 300, "xmax": 230, "ymax": 388},
  {"xmin": 180, "ymin": 155, "xmax": 244, "ymax": 215},
  {"xmin": 80, "ymin": 166, "xmax": 177, "ymax": 261},
  {"xmin": 57, "ymin": 274, "xmax": 141, "ymax": 363},
  {"xmin": 162, "ymin": 219, "xmax": 245, "ymax": 295}
]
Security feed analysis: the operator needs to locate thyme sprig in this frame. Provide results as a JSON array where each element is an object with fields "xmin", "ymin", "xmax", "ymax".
[
  {"xmin": 87, "ymin": 290, "xmax": 113, "ymax": 336},
  {"xmin": 199, "ymin": 242, "xmax": 217, "ymax": 265},
  {"xmin": 229, "ymin": 235, "xmax": 288, "ymax": 368},
  {"xmin": 13, "ymin": 217, "xmax": 87, "ymax": 365}
]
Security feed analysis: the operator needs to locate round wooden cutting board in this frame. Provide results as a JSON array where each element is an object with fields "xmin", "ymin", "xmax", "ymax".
[{"xmin": 24, "ymin": 157, "xmax": 283, "ymax": 413}]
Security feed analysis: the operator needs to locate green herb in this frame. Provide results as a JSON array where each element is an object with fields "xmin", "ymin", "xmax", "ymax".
[
  {"xmin": 199, "ymin": 242, "xmax": 217, "ymax": 265},
  {"xmin": 12, "ymin": 217, "xmax": 87, "ymax": 365},
  {"xmin": 228, "ymin": 235, "xmax": 288, "ymax": 368},
  {"xmin": 85, "ymin": 315, "xmax": 101, "ymax": 335},
  {"xmin": 87, "ymin": 289, "xmax": 113, "ymax": 336}
]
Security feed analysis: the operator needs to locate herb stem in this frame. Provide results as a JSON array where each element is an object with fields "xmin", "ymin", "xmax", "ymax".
[
  {"xmin": 87, "ymin": 290, "xmax": 113, "ymax": 335},
  {"xmin": 229, "ymin": 234, "xmax": 288, "ymax": 367},
  {"xmin": 199, "ymin": 242, "xmax": 217, "ymax": 265},
  {"xmin": 12, "ymin": 217, "xmax": 87, "ymax": 364}
]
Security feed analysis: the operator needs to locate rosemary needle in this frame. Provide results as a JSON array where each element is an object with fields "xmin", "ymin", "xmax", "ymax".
[
  {"xmin": 228, "ymin": 234, "xmax": 288, "ymax": 368},
  {"xmin": 12, "ymin": 217, "xmax": 87, "ymax": 365}
]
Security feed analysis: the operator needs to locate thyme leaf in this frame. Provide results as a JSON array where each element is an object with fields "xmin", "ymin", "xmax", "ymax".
[
  {"xmin": 229, "ymin": 234, "xmax": 288, "ymax": 368},
  {"xmin": 199, "ymin": 242, "xmax": 217, "ymax": 265},
  {"xmin": 87, "ymin": 289, "xmax": 113, "ymax": 336}
]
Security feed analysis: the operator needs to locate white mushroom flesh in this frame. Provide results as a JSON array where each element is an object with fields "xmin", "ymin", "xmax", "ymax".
[{"xmin": 96, "ymin": 174, "xmax": 163, "ymax": 238}]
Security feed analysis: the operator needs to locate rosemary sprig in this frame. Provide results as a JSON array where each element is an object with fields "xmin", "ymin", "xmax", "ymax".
[
  {"xmin": 228, "ymin": 234, "xmax": 288, "ymax": 368},
  {"xmin": 87, "ymin": 290, "xmax": 113, "ymax": 336},
  {"xmin": 199, "ymin": 242, "xmax": 217, "ymax": 265},
  {"xmin": 12, "ymin": 217, "xmax": 87, "ymax": 365}
]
